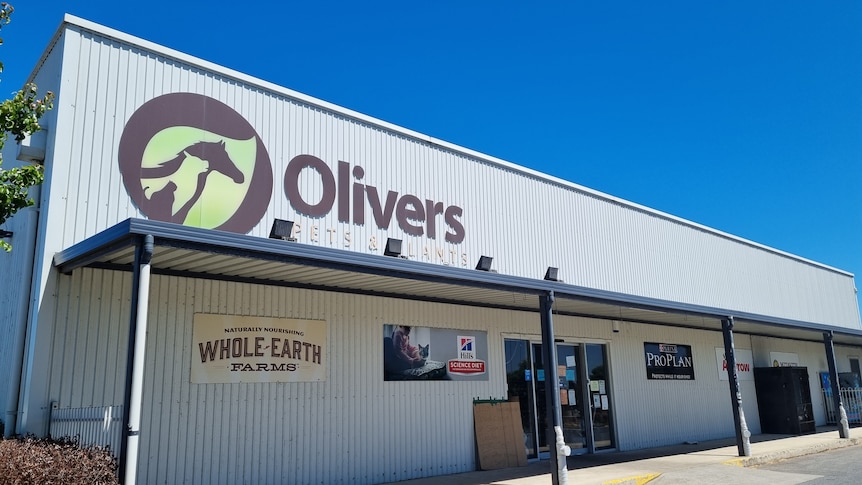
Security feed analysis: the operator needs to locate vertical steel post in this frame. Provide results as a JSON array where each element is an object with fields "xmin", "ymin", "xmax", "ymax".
[
  {"xmin": 6, "ymin": 204, "xmax": 40, "ymax": 437},
  {"xmin": 540, "ymin": 291, "xmax": 566, "ymax": 484},
  {"xmin": 118, "ymin": 235, "xmax": 153, "ymax": 484},
  {"xmin": 824, "ymin": 331, "xmax": 850, "ymax": 438},
  {"xmin": 721, "ymin": 317, "xmax": 751, "ymax": 456}
]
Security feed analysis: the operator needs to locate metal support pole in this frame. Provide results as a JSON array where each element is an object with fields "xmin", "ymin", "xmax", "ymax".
[
  {"xmin": 721, "ymin": 317, "xmax": 751, "ymax": 456},
  {"xmin": 540, "ymin": 291, "xmax": 568, "ymax": 485},
  {"xmin": 118, "ymin": 235, "xmax": 154, "ymax": 484},
  {"xmin": 824, "ymin": 331, "xmax": 850, "ymax": 438},
  {"xmin": 6, "ymin": 204, "xmax": 40, "ymax": 437}
]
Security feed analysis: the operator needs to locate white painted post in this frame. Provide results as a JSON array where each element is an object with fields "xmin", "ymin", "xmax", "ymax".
[{"xmin": 121, "ymin": 235, "xmax": 153, "ymax": 485}]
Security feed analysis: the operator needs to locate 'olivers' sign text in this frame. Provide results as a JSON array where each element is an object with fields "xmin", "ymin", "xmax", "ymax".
[
  {"xmin": 192, "ymin": 313, "xmax": 327, "ymax": 384},
  {"xmin": 644, "ymin": 342, "xmax": 695, "ymax": 380},
  {"xmin": 118, "ymin": 93, "xmax": 467, "ymax": 265},
  {"xmin": 284, "ymin": 155, "xmax": 464, "ymax": 242}
]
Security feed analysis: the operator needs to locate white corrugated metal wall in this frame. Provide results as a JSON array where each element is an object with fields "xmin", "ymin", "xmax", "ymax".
[
  {"xmin": 0, "ymin": 32, "xmax": 64, "ymax": 435},
  {"xmin": 46, "ymin": 268, "xmax": 131, "ymax": 410},
  {"xmin": 32, "ymin": 22, "xmax": 859, "ymax": 335},
  {"xmin": 607, "ymin": 322, "xmax": 760, "ymax": 450},
  {"xmin": 0, "ymin": 187, "xmax": 37, "ymax": 433},
  {"xmin": 50, "ymin": 269, "xmax": 515, "ymax": 484},
  {"xmin": 45, "ymin": 267, "xmax": 792, "ymax": 483}
]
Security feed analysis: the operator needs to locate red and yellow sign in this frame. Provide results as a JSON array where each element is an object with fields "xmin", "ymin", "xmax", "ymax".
[{"xmin": 192, "ymin": 313, "xmax": 327, "ymax": 383}]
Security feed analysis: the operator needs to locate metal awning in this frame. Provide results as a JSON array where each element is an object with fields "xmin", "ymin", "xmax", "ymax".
[{"xmin": 53, "ymin": 218, "xmax": 862, "ymax": 347}]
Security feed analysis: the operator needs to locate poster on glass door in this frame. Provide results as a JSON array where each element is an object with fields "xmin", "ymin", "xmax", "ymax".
[{"xmin": 383, "ymin": 324, "xmax": 488, "ymax": 381}]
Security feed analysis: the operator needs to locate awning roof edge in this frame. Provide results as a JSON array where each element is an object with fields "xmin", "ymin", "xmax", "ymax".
[{"xmin": 53, "ymin": 218, "xmax": 862, "ymax": 341}]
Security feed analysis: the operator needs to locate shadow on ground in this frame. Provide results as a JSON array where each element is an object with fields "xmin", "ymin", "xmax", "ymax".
[{"xmin": 565, "ymin": 426, "xmax": 846, "ymax": 470}]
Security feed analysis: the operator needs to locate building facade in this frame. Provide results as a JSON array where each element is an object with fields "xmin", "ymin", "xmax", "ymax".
[{"xmin": 1, "ymin": 15, "xmax": 861, "ymax": 484}]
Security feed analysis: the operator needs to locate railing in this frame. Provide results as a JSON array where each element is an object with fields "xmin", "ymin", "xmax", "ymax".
[
  {"xmin": 48, "ymin": 404, "xmax": 124, "ymax": 458},
  {"xmin": 821, "ymin": 388, "xmax": 862, "ymax": 425}
]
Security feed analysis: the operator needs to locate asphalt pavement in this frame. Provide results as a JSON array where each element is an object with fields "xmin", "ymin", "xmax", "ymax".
[
  {"xmin": 386, "ymin": 426, "xmax": 862, "ymax": 485},
  {"xmin": 759, "ymin": 444, "xmax": 862, "ymax": 484}
]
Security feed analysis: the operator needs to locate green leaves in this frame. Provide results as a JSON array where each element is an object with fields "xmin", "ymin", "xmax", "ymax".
[
  {"xmin": 0, "ymin": 83, "xmax": 54, "ymax": 251},
  {"xmin": 0, "ymin": 3, "xmax": 55, "ymax": 251},
  {"xmin": 0, "ymin": 163, "xmax": 42, "ymax": 223},
  {"xmin": 0, "ymin": 163, "xmax": 42, "ymax": 251},
  {"xmin": 0, "ymin": 84, "xmax": 54, "ymax": 144}
]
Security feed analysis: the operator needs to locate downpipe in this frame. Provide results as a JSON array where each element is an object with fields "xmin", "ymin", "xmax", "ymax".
[
  {"xmin": 121, "ymin": 235, "xmax": 153, "ymax": 485},
  {"xmin": 5, "ymin": 186, "xmax": 41, "ymax": 437}
]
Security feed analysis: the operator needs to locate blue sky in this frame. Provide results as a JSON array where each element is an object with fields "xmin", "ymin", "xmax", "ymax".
[{"xmin": 5, "ymin": 2, "xmax": 862, "ymax": 299}]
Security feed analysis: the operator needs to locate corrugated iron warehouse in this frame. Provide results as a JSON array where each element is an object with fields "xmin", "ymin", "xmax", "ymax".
[{"xmin": 2, "ymin": 15, "xmax": 862, "ymax": 485}]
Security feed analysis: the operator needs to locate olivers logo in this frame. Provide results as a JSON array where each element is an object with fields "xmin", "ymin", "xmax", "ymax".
[{"xmin": 118, "ymin": 93, "xmax": 273, "ymax": 234}]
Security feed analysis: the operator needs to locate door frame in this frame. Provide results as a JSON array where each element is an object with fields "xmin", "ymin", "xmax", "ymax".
[{"xmin": 502, "ymin": 334, "xmax": 617, "ymax": 457}]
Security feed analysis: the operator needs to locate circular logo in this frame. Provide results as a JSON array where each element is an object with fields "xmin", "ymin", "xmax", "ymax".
[{"xmin": 118, "ymin": 93, "xmax": 273, "ymax": 233}]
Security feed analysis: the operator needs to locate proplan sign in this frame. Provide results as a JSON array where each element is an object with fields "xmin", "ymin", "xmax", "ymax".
[
  {"xmin": 644, "ymin": 342, "xmax": 695, "ymax": 380},
  {"xmin": 118, "ymin": 93, "xmax": 466, "ymax": 247}
]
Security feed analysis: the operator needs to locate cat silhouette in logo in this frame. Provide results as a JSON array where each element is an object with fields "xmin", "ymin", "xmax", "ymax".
[{"xmin": 140, "ymin": 140, "xmax": 245, "ymax": 224}]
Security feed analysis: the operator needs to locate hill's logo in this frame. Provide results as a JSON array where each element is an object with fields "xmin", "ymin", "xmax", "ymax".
[
  {"xmin": 118, "ymin": 93, "xmax": 273, "ymax": 233},
  {"xmin": 459, "ymin": 337, "xmax": 474, "ymax": 357},
  {"xmin": 448, "ymin": 335, "xmax": 484, "ymax": 375}
]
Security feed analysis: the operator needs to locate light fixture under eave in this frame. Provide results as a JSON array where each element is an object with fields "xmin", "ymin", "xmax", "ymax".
[
  {"xmin": 0, "ymin": 230, "xmax": 12, "ymax": 239},
  {"xmin": 475, "ymin": 255, "xmax": 494, "ymax": 272},
  {"xmin": 544, "ymin": 266, "xmax": 560, "ymax": 281},
  {"xmin": 269, "ymin": 219, "xmax": 297, "ymax": 242},
  {"xmin": 384, "ymin": 238, "xmax": 404, "ymax": 258}
]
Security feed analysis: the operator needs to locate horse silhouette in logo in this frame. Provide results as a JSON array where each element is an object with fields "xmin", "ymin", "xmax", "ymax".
[{"xmin": 141, "ymin": 140, "xmax": 245, "ymax": 225}]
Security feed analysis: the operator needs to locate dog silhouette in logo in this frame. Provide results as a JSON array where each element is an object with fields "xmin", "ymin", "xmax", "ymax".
[{"xmin": 140, "ymin": 140, "xmax": 245, "ymax": 224}]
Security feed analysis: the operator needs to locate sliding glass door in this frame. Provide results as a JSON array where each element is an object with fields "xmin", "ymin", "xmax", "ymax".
[{"xmin": 505, "ymin": 338, "xmax": 614, "ymax": 458}]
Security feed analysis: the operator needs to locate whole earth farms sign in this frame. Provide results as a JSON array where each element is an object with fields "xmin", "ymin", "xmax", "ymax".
[{"xmin": 192, "ymin": 313, "xmax": 327, "ymax": 383}]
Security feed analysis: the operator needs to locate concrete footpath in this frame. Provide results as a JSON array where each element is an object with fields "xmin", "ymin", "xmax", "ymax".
[{"xmin": 387, "ymin": 426, "xmax": 862, "ymax": 485}]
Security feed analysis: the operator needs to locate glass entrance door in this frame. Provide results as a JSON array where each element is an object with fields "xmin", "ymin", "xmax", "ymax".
[
  {"xmin": 504, "ymin": 339, "xmax": 537, "ymax": 458},
  {"xmin": 586, "ymin": 343, "xmax": 615, "ymax": 450},
  {"xmin": 533, "ymin": 343, "xmax": 587, "ymax": 454},
  {"xmin": 505, "ymin": 339, "xmax": 597, "ymax": 458}
]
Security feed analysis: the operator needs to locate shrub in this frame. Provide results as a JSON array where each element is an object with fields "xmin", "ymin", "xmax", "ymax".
[{"xmin": 0, "ymin": 435, "xmax": 118, "ymax": 484}]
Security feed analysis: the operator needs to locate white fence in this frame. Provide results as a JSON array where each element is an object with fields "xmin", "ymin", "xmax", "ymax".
[
  {"xmin": 48, "ymin": 404, "xmax": 124, "ymax": 458},
  {"xmin": 821, "ymin": 389, "xmax": 862, "ymax": 425}
]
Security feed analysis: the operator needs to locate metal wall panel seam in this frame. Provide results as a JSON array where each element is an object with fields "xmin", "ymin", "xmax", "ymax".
[
  {"xmin": 169, "ymin": 276, "xmax": 187, "ymax": 482},
  {"xmin": 96, "ymin": 270, "xmax": 115, "ymax": 406},
  {"xmin": 90, "ymin": 38, "xmax": 112, "ymax": 233},
  {"xmin": 49, "ymin": 271, "xmax": 73, "ymax": 407},
  {"xmin": 81, "ymin": 269, "xmax": 101, "ymax": 406},
  {"xmin": 69, "ymin": 269, "xmax": 92, "ymax": 408}
]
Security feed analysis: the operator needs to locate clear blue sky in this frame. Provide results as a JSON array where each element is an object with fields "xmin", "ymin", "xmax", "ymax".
[{"xmin": 5, "ymin": 1, "xmax": 862, "ymax": 299}]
